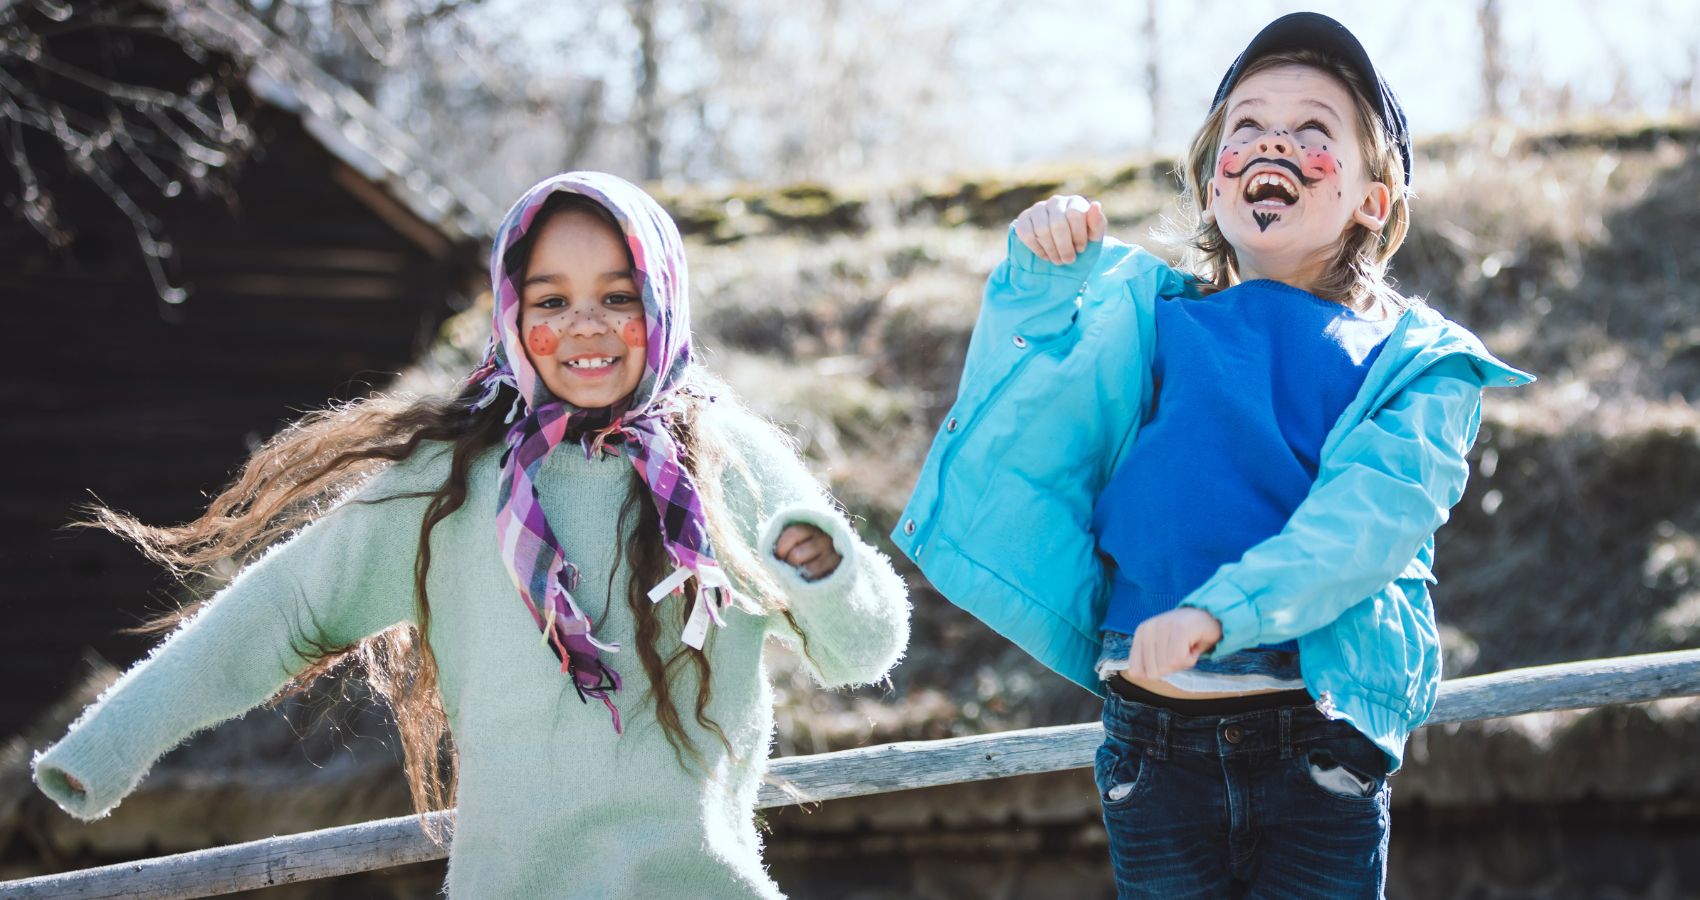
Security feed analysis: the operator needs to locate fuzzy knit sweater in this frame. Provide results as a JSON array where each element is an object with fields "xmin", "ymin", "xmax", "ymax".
[{"xmin": 32, "ymin": 402, "xmax": 911, "ymax": 898}]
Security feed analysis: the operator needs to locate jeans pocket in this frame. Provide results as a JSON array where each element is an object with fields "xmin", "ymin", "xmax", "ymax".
[
  {"xmin": 1296, "ymin": 736, "xmax": 1387, "ymax": 806},
  {"xmin": 1094, "ymin": 733, "xmax": 1151, "ymax": 812}
]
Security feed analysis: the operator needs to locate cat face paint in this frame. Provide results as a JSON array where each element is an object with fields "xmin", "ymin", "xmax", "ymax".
[
  {"xmin": 1202, "ymin": 63, "xmax": 1387, "ymax": 290},
  {"xmin": 518, "ymin": 208, "xmax": 648, "ymax": 409}
]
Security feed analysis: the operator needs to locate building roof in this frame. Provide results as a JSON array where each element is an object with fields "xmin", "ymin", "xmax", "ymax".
[{"xmin": 166, "ymin": 0, "xmax": 500, "ymax": 248}]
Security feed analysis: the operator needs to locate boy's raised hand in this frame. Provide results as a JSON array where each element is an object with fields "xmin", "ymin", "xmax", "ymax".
[
  {"xmin": 1124, "ymin": 607, "xmax": 1224, "ymax": 680},
  {"xmin": 1013, "ymin": 194, "xmax": 1107, "ymax": 265}
]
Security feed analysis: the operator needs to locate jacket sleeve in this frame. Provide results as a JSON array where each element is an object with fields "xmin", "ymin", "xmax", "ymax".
[
  {"xmin": 1179, "ymin": 357, "xmax": 1487, "ymax": 656},
  {"xmin": 974, "ymin": 227, "xmax": 1109, "ymax": 335},
  {"xmin": 714, "ymin": 405, "xmax": 911, "ymax": 688},
  {"xmin": 31, "ymin": 453, "xmax": 440, "ymax": 821}
]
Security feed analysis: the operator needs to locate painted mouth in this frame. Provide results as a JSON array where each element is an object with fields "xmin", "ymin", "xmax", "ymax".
[
  {"xmin": 1223, "ymin": 156, "xmax": 1318, "ymax": 210},
  {"xmin": 1243, "ymin": 171, "xmax": 1300, "ymax": 206}
]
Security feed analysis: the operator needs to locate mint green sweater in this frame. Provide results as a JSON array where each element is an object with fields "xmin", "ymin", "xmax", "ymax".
[{"xmin": 32, "ymin": 402, "xmax": 911, "ymax": 898}]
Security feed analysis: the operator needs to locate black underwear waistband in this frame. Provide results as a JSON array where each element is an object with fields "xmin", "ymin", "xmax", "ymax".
[{"xmin": 1105, "ymin": 676, "xmax": 1314, "ymax": 718}]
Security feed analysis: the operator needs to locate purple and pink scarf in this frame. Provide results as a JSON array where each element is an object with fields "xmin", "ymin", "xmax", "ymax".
[{"xmin": 466, "ymin": 172, "xmax": 731, "ymax": 732}]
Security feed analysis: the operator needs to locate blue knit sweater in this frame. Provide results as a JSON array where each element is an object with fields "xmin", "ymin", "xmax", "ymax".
[{"xmin": 1094, "ymin": 280, "xmax": 1396, "ymax": 666}]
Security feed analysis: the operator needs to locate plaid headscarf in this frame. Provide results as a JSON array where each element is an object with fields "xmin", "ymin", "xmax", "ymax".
[{"xmin": 466, "ymin": 172, "xmax": 732, "ymax": 732}]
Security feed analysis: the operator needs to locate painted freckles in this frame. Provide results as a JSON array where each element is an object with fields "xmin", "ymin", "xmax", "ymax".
[{"xmin": 528, "ymin": 323, "xmax": 559, "ymax": 356}]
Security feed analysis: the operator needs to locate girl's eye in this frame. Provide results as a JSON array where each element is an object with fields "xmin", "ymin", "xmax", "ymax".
[
  {"xmin": 1300, "ymin": 120, "xmax": 1333, "ymax": 137},
  {"xmin": 535, "ymin": 295, "xmax": 565, "ymax": 309},
  {"xmin": 605, "ymin": 292, "xmax": 639, "ymax": 307},
  {"xmin": 1232, "ymin": 118, "xmax": 1260, "ymax": 133}
]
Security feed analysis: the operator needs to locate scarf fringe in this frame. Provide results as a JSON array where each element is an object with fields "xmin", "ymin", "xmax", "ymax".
[{"xmin": 566, "ymin": 659, "xmax": 625, "ymax": 734}]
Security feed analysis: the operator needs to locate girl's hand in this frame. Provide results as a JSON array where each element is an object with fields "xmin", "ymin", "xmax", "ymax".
[
  {"xmin": 1124, "ymin": 608, "xmax": 1223, "ymax": 679},
  {"xmin": 1013, "ymin": 194, "xmax": 1108, "ymax": 265},
  {"xmin": 774, "ymin": 523, "xmax": 842, "ymax": 581}
]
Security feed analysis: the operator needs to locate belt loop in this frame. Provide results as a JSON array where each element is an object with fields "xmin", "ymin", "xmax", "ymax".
[
  {"xmin": 1279, "ymin": 708, "xmax": 1293, "ymax": 760},
  {"xmin": 1154, "ymin": 709, "xmax": 1171, "ymax": 761}
]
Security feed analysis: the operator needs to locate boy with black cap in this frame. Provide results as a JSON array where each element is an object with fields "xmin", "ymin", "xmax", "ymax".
[{"xmin": 892, "ymin": 12, "xmax": 1531, "ymax": 897}]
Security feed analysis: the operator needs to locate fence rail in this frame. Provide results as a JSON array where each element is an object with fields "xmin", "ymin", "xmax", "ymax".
[{"xmin": 6, "ymin": 649, "xmax": 1700, "ymax": 899}]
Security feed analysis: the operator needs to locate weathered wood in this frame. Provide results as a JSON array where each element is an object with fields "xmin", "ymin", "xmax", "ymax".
[
  {"xmin": 759, "ymin": 721, "xmax": 1104, "ymax": 808},
  {"xmin": 757, "ymin": 648, "xmax": 1700, "ymax": 807},
  {"xmin": 1425, "ymin": 648, "xmax": 1700, "ymax": 725},
  {"xmin": 0, "ymin": 813, "xmax": 454, "ymax": 900},
  {"xmin": 7, "ymin": 648, "xmax": 1700, "ymax": 898}
]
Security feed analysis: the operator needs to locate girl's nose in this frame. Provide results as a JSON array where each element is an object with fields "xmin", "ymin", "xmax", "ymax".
[
  {"xmin": 1256, "ymin": 135, "xmax": 1291, "ymax": 155},
  {"xmin": 564, "ymin": 308, "xmax": 611, "ymax": 337}
]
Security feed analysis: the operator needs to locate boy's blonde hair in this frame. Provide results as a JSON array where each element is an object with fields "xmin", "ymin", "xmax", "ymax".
[{"xmin": 1174, "ymin": 49, "xmax": 1413, "ymax": 312}]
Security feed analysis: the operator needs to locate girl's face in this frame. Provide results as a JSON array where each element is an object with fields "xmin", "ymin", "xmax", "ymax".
[
  {"xmin": 1203, "ymin": 64, "xmax": 1391, "ymax": 290},
  {"xmin": 519, "ymin": 209, "xmax": 648, "ymax": 409}
]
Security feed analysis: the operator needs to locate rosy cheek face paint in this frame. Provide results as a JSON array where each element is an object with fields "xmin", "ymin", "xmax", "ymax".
[
  {"xmin": 1301, "ymin": 146, "xmax": 1339, "ymax": 182},
  {"xmin": 528, "ymin": 324, "xmax": 559, "ymax": 357},
  {"xmin": 1216, "ymin": 144, "xmax": 1246, "ymax": 181},
  {"xmin": 621, "ymin": 318, "xmax": 647, "ymax": 349}
]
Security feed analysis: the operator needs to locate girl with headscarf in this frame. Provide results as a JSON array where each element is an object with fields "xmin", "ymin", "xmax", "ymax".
[{"xmin": 32, "ymin": 172, "xmax": 910, "ymax": 898}]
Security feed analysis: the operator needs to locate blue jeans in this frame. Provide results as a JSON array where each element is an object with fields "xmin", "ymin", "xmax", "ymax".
[{"xmin": 1096, "ymin": 688, "xmax": 1391, "ymax": 899}]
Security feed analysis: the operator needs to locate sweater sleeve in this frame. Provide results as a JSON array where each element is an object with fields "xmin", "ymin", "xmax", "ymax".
[
  {"xmin": 31, "ymin": 450, "xmax": 444, "ymax": 821},
  {"xmin": 711, "ymin": 404, "xmax": 911, "ymax": 688},
  {"xmin": 1179, "ymin": 357, "xmax": 1486, "ymax": 655}
]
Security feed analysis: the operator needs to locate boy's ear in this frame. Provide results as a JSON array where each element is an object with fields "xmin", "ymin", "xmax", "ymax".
[
  {"xmin": 1353, "ymin": 181, "xmax": 1392, "ymax": 233},
  {"xmin": 1201, "ymin": 177, "xmax": 1217, "ymax": 225}
]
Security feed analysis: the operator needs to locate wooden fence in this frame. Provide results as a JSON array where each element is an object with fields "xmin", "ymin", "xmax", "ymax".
[{"xmin": 5, "ymin": 649, "xmax": 1700, "ymax": 899}]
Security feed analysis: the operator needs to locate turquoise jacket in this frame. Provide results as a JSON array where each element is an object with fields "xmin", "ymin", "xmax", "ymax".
[{"xmin": 891, "ymin": 229, "xmax": 1533, "ymax": 769}]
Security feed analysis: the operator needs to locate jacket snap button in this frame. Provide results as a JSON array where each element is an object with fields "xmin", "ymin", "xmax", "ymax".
[
  {"xmin": 945, "ymin": 417, "xmax": 958, "ymax": 432},
  {"xmin": 903, "ymin": 519, "xmax": 916, "ymax": 536},
  {"xmin": 1223, "ymin": 724, "xmax": 1243, "ymax": 744},
  {"xmin": 1012, "ymin": 335, "xmax": 1028, "ymax": 349}
]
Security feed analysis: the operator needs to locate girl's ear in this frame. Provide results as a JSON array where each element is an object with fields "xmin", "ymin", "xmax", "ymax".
[
  {"xmin": 1201, "ymin": 177, "xmax": 1217, "ymax": 225},
  {"xmin": 1352, "ymin": 181, "xmax": 1392, "ymax": 233}
]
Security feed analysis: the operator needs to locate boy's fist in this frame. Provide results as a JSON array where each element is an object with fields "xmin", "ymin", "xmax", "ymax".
[
  {"xmin": 1124, "ymin": 607, "xmax": 1224, "ymax": 679},
  {"xmin": 1014, "ymin": 194, "xmax": 1107, "ymax": 265}
]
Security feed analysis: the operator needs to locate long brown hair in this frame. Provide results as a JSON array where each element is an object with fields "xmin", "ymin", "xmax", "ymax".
[
  {"xmin": 86, "ymin": 200, "xmax": 793, "ymax": 835},
  {"xmin": 1169, "ymin": 49, "xmax": 1413, "ymax": 313}
]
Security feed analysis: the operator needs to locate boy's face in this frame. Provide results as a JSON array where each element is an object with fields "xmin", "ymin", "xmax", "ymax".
[
  {"xmin": 518, "ymin": 209, "xmax": 649, "ymax": 409},
  {"xmin": 1203, "ymin": 64, "xmax": 1391, "ymax": 290}
]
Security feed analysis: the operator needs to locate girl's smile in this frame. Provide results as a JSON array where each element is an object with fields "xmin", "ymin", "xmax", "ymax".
[{"xmin": 519, "ymin": 209, "xmax": 649, "ymax": 408}]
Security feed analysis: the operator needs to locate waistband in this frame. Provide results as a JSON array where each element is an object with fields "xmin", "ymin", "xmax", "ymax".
[
  {"xmin": 1105, "ymin": 676, "xmax": 1313, "ymax": 717},
  {"xmin": 1102, "ymin": 680, "xmax": 1368, "ymax": 766}
]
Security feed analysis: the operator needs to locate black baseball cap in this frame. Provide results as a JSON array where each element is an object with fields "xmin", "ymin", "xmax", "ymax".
[{"xmin": 1210, "ymin": 12, "xmax": 1412, "ymax": 186}]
